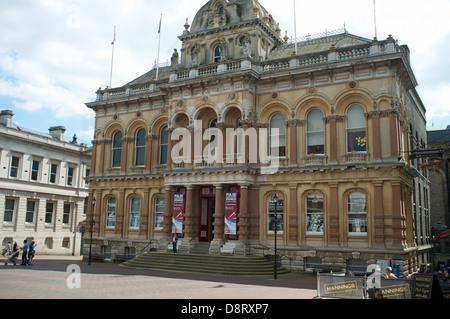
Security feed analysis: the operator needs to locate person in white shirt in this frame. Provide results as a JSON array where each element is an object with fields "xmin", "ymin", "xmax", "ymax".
[{"xmin": 3, "ymin": 242, "xmax": 11, "ymax": 265}]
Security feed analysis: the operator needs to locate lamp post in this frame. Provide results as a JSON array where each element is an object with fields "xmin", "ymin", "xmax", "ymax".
[
  {"xmin": 88, "ymin": 197, "xmax": 96, "ymax": 266},
  {"xmin": 273, "ymin": 193, "xmax": 279, "ymax": 280}
]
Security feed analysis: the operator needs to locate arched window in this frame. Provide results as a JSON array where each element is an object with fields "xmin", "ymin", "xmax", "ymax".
[
  {"xmin": 269, "ymin": 113, "xmax": 286, "ymax": 157},
  {"xmin": 112, "ymin": 131, "xmax": 123, "ymax": 168},
  {"xmin": 347, "ymin": 192, "xmax": 367, "ymax": 234},
  {"xmin": 306, "ymin": 193, "xmax": 324, "ymax": 233},
  {"xmin": 306, "ymin": 109, "xmax": 325, "ymax": 155},
  {"xmin": 159, "ymin": 126, "xmax": 169, "ymax": 165},
  {"xmin": 106, "ymin": 197, "xmax": 116, "ymax": 228},
  {"xmin": 154, "ymin": 196, "xmax": 165, "ymax": 230},
  {"xmin": 134, "ymin": 128, "xmax": 146, "ymax": 166},
  {"xmin": 217, "ymin": 4, "xmax": 224, "ymax": 15},
  {"xmin": 214, "ymin": 45, "xmax": 221, "ymax": 63},
  {"xmin": 267, "ymin": 194, "xmax": 284, "ymax": 233},
  {"xmin": 346, "ymin": 104, "xmax": 367, "ymax": 152},
  {"xmin": 129, "ymin": 197, "xmax": 140, "ymax": 229}
]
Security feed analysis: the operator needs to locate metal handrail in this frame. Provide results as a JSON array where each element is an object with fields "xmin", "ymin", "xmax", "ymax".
[
  {"xmin": 139, "ymin": 239, "xmax": 158, "ymax": 256},
  {"xmin": 253, "ymin": 243, "xmax": 294, "ymax": 270}
]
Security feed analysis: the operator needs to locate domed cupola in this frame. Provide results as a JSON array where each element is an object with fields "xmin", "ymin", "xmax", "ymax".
[
  {"xmin": 189, "ymin": 0, "xmax": 278, "ymax": 34},
  {"xmin": 178, "ymin": 0, "xmax": 283, "ymax": 68}
]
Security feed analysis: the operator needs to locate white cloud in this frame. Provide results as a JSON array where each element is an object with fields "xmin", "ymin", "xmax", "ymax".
[
  {"xmin": 0, "ymin": 0, "xmax": 449, "ymax": 137},
  {"xmin": 421, "ymin": 82, "xmax": 450, "ymax": 119},
  {"xmin": 76, "ymin": 127, "xmax": 95, "ymax": 143}
]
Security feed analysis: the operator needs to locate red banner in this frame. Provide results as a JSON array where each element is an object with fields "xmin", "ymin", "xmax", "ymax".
[
  {"xmin": 172, "ymin": 192, "xmax": 184, "ymax": 234},
  {"xmin": 224, "ymin": 191, "xmax": 238, "ymax": 235}
]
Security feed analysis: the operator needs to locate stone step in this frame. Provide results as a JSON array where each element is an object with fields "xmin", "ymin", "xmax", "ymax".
[
  {"xmin": 189, "ymin": 242, "xmax": 211, "ymax": 254},
  {"xmin": 120, "ymin": 252, "xmax": 289, "ymax": 276}
]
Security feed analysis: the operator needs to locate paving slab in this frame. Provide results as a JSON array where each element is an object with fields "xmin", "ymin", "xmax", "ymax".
[{"xmin": 0, "ymin": 255, "xmax": 318, "ymax": 300}]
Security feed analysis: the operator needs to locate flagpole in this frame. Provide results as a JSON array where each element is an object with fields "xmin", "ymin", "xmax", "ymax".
[
  {"xmin": 293, "ymin": 0, "xmax": 298, "ymax": 55},
  {"xmin": 110, "ymin": 26, "xmax": 116, "ymax": 88},
  {"xmin": 373, "ymin": 0, "xmax": 378, "ymax": 39},
  {"xmin": 156, "ymin": 14, "xmax": 162, "ymax": 81}
]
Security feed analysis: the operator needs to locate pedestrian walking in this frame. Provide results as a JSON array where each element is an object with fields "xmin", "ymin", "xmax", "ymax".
[
  {"xmin": 3, "ymin": 242, "xmax": 11, "ymax": 265},
  {"xmin": 28, "ymin": 241, "xmax": 36, "ymax": 265},
  {"xmin": 21, "ymin": 240, "xmax": 29, "ymax": 266},
  {"xmin": 172, "ymin": 233, "xmax": 179, "ymax": 254}
]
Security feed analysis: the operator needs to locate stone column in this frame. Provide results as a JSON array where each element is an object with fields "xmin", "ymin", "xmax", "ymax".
[
  {"xmin": 144, "ymin": 132, "xmax": 153, "ymax": 171},
  {"xmin": 391, "ymin": 182, "xmax": 406, "ymax": 248},
  {"xmin": 216, "ymin": 123, "xmax": 225, "ymax": 165},
  {"xmin": 390, "ymin": 116, "xmax": 400, "ymax": 158},
  {"xmin": 288, "ymin": 120, "xmax": 298, "ymax": 166},
  {"xmin": 120, "ymin": 137, "xmax": 129, "ymax": 173},
  {"xmin": 373, "ymin": 182, "xmax": 385, "ymax": 247},
  {"xmin": 98, "ymin": 140, "xmax": 106, "ymax": 175},
  {"xmin": 162, "ymin": 187, "xmax": 173, "ymax": 236},
  {"xmin": 372, "ymin": 115, "xmax": 382, "ymax": 159},
  {"xmin": 237, "ymin": 185, "xmax": 249, "ymax": 240},
  {"xmin": 90, "ymin": 141, "xmax": 98, "ymax": 175},
  {"xmin": 288, "ymin": 185, "xmax": 298, "ymax": 243},
  {"xmin": 184, "ymin": 186, "xmax": 195, "ymax": 238},
  {"xmin": 189, "ymin": 126, "xmax": 195, "ymax": 166},
  {"xmin": 159, "ymin": 187, "xmax": 173, "ymax": 250},
  {"xmin": 93, "ymin": 190, "xmax": 102, "ymax": 235},
  {"xmin": 179, "ymin": 185, "xmax": 195, "ymax": 253},
  {"xmin": 329, "ymin": 183, "xmax": 340, "ymax": 246},
  {"xmin": 167, "ymin": 129, "xmax": 173, "ymax": 167},
  {"xmin": 235, "ymin": 185, "xmax": 249, "ymax": 255},
  {"xmin": 326, "ymin": 115, "xmax": 344, "ymax": 164},
  {"xmin": 116, "ymin": 190, "xmax": 126, "ymax": 238},
  {"xmin": 210, "ymin": 185, "xmax": 225, "ymax": 254},
  {"xmin": 242, "ymin": 122, "xmax": 250, "ymax": 165},
  {"xmin": 140, "ymin": 189, "xmax": 150, "ymax": 238}
]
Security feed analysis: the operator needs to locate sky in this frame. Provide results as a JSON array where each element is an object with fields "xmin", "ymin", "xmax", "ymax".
[{"xmin": 1, "ymin": 0, "xmax": 450, "ymax": 145}]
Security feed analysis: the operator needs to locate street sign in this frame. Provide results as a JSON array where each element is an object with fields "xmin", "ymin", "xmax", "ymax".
[{"xmin": 409, "ymin": 149, "xmax": 443, "ymax": 159}]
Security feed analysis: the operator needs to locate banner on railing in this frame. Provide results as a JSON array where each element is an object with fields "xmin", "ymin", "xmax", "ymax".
[
  {"xmin": 317, "ymin": 274, "xmax": 365, "ymax": 299},
  {"xmin": 317, "ymin": 272, "xmax": 449, "ymax": 299},
  {"xmin": 172, "ymin": 192, "xmax": 185, "ymax": 234},
  {"xmin": 369, "ymin": 279, "xmax": 413, "ymax": 299}
]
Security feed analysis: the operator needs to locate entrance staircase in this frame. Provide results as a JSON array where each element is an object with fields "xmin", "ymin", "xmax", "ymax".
[
  {"xmin": 119, "ymin": 252, "xmax": 289, "ymax": 276},
  {"xmin": 189, "ymin": 242, "xmax": 211, "ymax": 254}
]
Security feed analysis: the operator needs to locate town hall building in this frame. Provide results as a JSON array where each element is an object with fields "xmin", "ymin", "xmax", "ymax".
[{"xmin": 85, "ymin": 0, "xmax": 431, "ymax": 275}]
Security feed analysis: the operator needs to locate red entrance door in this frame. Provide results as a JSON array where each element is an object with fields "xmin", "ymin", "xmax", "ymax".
[{"xmin": 199, "ymin": 196, "xmax": 215, "ymax": 242}]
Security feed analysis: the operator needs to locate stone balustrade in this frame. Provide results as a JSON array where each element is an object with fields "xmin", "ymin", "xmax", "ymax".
[{"xmin": 95, "ymin": 35, "xmax": 400, "ymax": 102}]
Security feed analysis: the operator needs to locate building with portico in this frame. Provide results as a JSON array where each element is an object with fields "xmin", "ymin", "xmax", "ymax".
[{"xmin": 85, "ymin": 0, "xmax": 430, "ymax": 274}]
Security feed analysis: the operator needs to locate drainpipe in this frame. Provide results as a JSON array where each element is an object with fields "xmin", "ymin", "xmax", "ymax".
[{"xmin": 446, "ymin": 158, "xmax": 450, "ymax": 228}]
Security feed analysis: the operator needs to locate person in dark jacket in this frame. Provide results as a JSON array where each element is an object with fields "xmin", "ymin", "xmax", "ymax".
[
  {"xmin": 21, "ymin": 240, "xmax": 28, "ymax": 266},
  {"xmin": 172, "ymin": 233, "xmax": 179, "ymax": 254},
  {"xmin": 28, "ymin": 241, "xmax": 36, "ymax": 265}
]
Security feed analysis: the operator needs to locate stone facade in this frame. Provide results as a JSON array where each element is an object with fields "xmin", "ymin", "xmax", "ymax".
[
  {"xmin": 84, "ymin": 0, "xmax": 431, "ymax": 276},
  {"xmin": 427, "ymin": 126, "xmax": 450, "ymax": 266},
  {"xmin": 0, "ymin": 110, "xmax": 91, "ymax": 256}
]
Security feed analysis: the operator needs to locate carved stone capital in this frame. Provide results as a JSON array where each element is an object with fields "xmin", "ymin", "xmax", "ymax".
[{"xmin": 325, "ymin": 115, "xmax": 345, "ymax": 123}]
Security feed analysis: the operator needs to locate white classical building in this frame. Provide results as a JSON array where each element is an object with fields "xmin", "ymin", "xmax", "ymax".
[{"xmin": 0, "ymin": 110, "xmax": 91, "ymax": 256}]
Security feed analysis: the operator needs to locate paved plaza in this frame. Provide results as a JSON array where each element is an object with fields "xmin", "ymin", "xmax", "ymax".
[{"xmin": 0, "ymin": 255, "xmax": 317, "ymax": 300}]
